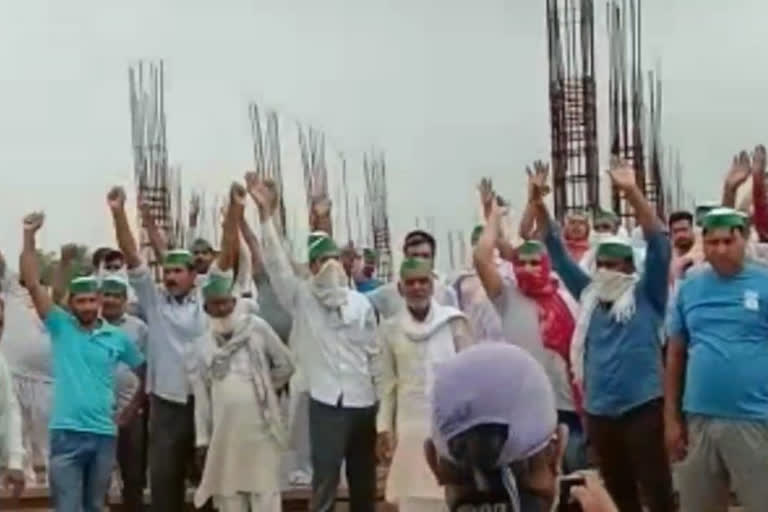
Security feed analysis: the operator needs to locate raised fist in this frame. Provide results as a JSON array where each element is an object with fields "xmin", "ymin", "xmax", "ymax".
[{"xmin": 107, "ymin": 186, "xmax": 127, "ymax": 210}]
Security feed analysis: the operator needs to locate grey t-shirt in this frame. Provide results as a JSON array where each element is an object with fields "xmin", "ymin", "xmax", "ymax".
[
  {"xmin": 492, "ymin": 279, "xmax": 575, "ymax": 412},
  {"xmin": 110, "ymin": 314, "xmax": 148, "ymax": 412}
]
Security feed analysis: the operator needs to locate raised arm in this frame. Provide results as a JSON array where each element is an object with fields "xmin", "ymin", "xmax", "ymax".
[
  {"xmin": 19, "ymin": 213, "xmax": 53, "ymax": 320},
  {"xmin": 722, "ymin": 151, "xmax": 751, "ymax": 209},
  {"xmin": 521, "ymin": 167, "xmax": 592, "ymax": 298},
  {"xmin": 309, "ymin": 196, "xmax": 333, "ymax": 237},
  {"xmin": 216, "ymin": 183, "xmax": 246, "ymax": 273},
  {"xmin": 473, "ymin": 198, "xmax": 505, "ymax": 300},
  {"xmin": 518, "ymin": 162, "xmax": 551, "ymax": 241},
  {"xmin": 608, "ymin": 157, "xmax": 661, "ymax": 235},
  {"xmin": 751, "ymin": 145, "xmax": 768, "ymax": 242},
  {"xmin": 239, "ymin": 215, "xmax": 265, "ymax": 278},
  {"xmin": 139, "ymin": 198, "xmax": 168, "ymax": 262},
  {"xmin": 245, "ymin": 173, "xmax": 300, "ymax": 313},
  {"xmin": 108, "ymin": 187, "xmax": 142, "ymax": 269}
]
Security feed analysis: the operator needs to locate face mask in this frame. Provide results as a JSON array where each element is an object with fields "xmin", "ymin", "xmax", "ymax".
[
  {"xmin": 311, "ymin": 259, "xmax": 348, "ymax": 308},
  {"xmin": 312, "ymin": 259, "xmax": 347, "ymax": 290},
  {"xmin": 589, "ymin": 231, "xmax": 613, "ymax": 248}
]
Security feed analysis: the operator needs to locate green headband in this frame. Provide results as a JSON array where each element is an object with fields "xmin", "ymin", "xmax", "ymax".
[
  {"xmin": 594, "ymin": 208, "xmax": 619, "ymax": 225},
  {"xmin": 517, "ymin": 240, "xmax": 545, "ymax": 257},
  {"xmin": 202, "ymin": 275, "xmax": 233, "ymax": 300},
  {"xmin": 308, "ymin": 235, "xmax": 339, "ymax": 262},
  {"xmin": 400, "ymin": 257, "xmax": 433, "ymax": 279},
  {"xmin": 470, "ymin": 225, "xmax": 484, "ymax": 245},
  {"xmin": 100, "ymin": 277, "xmax": 128, "ymax": 296},
  {"xmin": 68, "ymin": 276, "xmax": 100, "ymax": 295},
  {"xmin": 164, "ymin": 249, "xmax": 193, "ymax": 267},
  {"xmin": 701, "ymin": 207, "xmax": 747, "ymax": 230},
  {"xmin": 362, "ymin": 248, "xmax": 377, "ymax": 262},
  {"xmin": 596, "ymin": 238, "xmax": 634, "ymax": 260}
]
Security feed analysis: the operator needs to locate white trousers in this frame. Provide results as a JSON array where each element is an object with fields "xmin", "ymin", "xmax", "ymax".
[{"xmin": 215, "ymin": 492, "xmax": 282, "ymax": 512}]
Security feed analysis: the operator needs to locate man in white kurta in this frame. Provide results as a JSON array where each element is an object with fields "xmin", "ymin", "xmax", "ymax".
[
  {"xmin": 375, "ymin": 258, "xmax": 474, "ymax": 512},
  {"xmin": 189, "ymin": 275, "xmax": 294, "ymax": 512},
  {"xmin": 0, "ymin": 295, "xmax": 25, "ymax": 498}
]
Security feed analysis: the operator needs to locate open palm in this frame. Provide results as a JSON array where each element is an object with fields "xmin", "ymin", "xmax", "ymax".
[{"xmin": 607, "ymin": 157, "xmax": 636, "ymax": 190}]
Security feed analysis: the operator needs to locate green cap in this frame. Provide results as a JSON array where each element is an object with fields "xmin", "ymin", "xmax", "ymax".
[
  {"xmin": 362, "ymin": 248, "xmax": 377, "ymax": 263},
  {"xmin": 164, "ymin": 249, "xmax": 193, "ymax": 268},
  {"xmin": 202, "ymin": 275, "xmax": 233, "ymax": 300},
  {"xmin": 190, "ymin": 238, "xmax": 214, "ymax": 253},
  {"xmin": 594, "ymin": 208, "xmax": 619, "ymax": 225},
  {"xmin": 567, "ymin": 209, "xmax": 588, "ymax": 221},
  {"xmin": 701, "ymin": 207, "xmax": 747, "ymax": 230},
  {"xmin": 399, "ymin": 257, "xmax": 433, "ymax": 279},
  {"xmin": 100, "ymin": 276, "xmax": 129, "ymax": 296},
  {"xmin": 308, "ymin": 234, "xmax": 339, "ymax": 262},
  {"xmin": 470, "ymin": 225, "xmax": 484, "ymax": 245},
  {"xmin": 68, "ymin": 276, "xmax": 100, "ymax": 296},
  {"xmin": 596, "ymin": 236, "xmax": 634, "ymax": 260},
  {"xmin": 517, "ymin": 240, "xmax": 545, "ymax": 257}
]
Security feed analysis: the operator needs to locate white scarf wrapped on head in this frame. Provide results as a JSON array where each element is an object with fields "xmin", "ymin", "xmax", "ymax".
[{"xmin": 570, "ymin": 268, "xmax": 639, "ymax": 385}]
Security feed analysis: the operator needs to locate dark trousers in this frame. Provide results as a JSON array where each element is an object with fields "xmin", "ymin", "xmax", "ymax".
[
  {"xmin": 586, "ymin": 399, "xmax": 675, "ymax": 512},
  {"xmin": 117, "ymin": 410, "xmax": 147, "ymax": 512},
  {"xmin": 148, "ymin": 394, "xmax": 212, "ymax": 512},
  {"xmin": 308, "ymin": 398, "xmax": 377, "ymax": 512}
]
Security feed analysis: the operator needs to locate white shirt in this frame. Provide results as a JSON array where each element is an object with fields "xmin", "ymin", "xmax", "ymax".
[
  {"xmin": 260, "ymin": 218, "xmax": 377, "ymax": 408},
  {"xmin": 0, "ymin": 352, "xmax": 23, "ymax": 470}
]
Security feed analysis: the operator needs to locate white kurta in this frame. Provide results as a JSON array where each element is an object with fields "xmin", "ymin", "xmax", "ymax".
[
  {"xmin": 375, "ymin": 302, "xmax": 473, "ymax": 505},
  {"xmin": 190, "ymin": 315, "xmax": 294, "ymax": 508}
]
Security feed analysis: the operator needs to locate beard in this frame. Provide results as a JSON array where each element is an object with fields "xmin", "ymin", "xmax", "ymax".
[
  {"xmin": 209, "ymin": 313, "xmax": 237, "ymax": 335},
  {"xmin": 675, "ymin": 238, "xmax": 694, "ymax": 253}
]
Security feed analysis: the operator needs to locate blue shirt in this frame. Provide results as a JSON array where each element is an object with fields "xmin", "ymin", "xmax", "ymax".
[
  {"xmin": 356, "ymin": 277, "xmax": 382, "ymax": 293},
  {"xmin": 545, "ymin": 223, "xmax": 670, "ymax": 417},
  {"xmin": 667, "ymin": 263, "xmax": 768, "ymax": 420},
  {"xmin": 45, "ymin": 307, "xmax": 144, "ymax": 436}
]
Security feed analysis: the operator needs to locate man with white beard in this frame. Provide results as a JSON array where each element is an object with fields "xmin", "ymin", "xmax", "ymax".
[
  {"xmin": 375, "ymin": 257, "xmax": 474, "ymax": 512},
  {"xmin": 190, "ymin": 274, "xmax": 293, "ymax": 512},
  {"xmin": 247, "ymin": 176, "xmax": 378, "ymax": 512}
]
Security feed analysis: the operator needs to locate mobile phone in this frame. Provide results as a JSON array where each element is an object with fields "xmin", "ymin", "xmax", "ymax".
[{"xmin": 557, "ymin": 475, "xmax": 585, "ymax": 512}]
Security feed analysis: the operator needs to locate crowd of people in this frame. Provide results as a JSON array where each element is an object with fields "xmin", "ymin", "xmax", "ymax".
[{"xmin": 0, "ymin": 148, "xmax": 767, "ymax": 512}]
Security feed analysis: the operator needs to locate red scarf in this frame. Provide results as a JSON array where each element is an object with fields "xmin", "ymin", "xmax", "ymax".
[
  {"xmin": 513, "ymin": 251, "xmax": 582, "ymax": 411},
  {"xmin": 564, "ymin": 237, "xmax": 590, "ymax": 262}
]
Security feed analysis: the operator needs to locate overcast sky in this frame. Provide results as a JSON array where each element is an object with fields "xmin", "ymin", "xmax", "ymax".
[{"xmin": 1, "ymin": 1, "xmax": 767, "ymax": 268}]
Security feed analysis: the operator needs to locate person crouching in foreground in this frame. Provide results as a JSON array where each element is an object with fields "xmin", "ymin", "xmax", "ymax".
[
  {"xmin": 190, "ymin": 275, "xmax": 294, "ymax": 512},
  {"xmin": 424, "ymin": 343, "xmax": 617, "ymax": 512},
  {"xmin": 375, "ymin": 257, "xmax": 474, "ymax": 512}
]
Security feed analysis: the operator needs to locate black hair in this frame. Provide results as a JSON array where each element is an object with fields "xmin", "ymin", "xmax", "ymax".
[
  {"xmin": 92, "ymin": 247, "xmax": 113, "ymax": 268},
  {"xmin": 404, "ymin": 230, "xmax": 436, "ymax": 255},
  {"xmin": 668, "ymin": 210, "xmax": 694, "ymax": 227},
  {"xmin": 104, "ymin": 251, "xmax": 124, "ymax": 265}
]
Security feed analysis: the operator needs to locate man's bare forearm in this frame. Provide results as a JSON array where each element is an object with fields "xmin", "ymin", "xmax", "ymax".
[
  {"xmin": 217, "ymin": 202, "xmax": 242, "ymax": 272},
  {"xmin": 664, "ymin": 339, "xmax": 687, "ymax": 422},
  {"xmin": 625, "ymin": 185, "xmax": 661, "ymax": 233},
  {"xmin": 112, "ymin": 208, "xmax": 141, "ymax": 269},
  {"xmin": 239, "ymin": 218, "xmax": 264, "ymax": 277}
]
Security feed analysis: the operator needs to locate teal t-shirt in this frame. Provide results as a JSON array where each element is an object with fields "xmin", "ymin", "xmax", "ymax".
[
  {"xmin": 44, "ymin": 306, "xmax": 144, "ymax": 435},
  {"xmin": 667, "ymin": 263, "xmax": 768, "ymax": 420}
]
